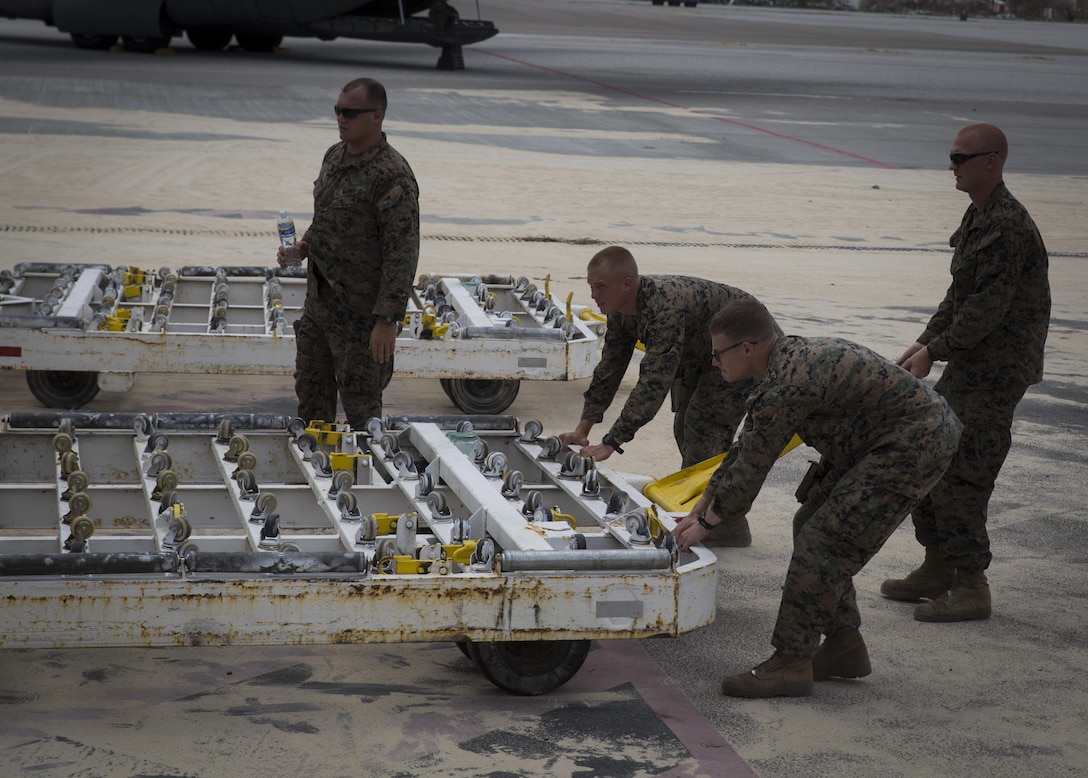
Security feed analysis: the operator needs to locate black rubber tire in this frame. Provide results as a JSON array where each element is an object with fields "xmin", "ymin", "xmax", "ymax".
[
  {"xmin": 26, "ymin": 370, "xmax": 100, "ymax": 409},
  {"xmin": 121, "ymin": 35, "xmax": 171, "ymax": 53},
  {"xmin": 70, "ymin": 33, "xmax": 118, "ymax": 50},
  {"xmin": 235, "ymin": 33, "xmax": 283, "ymax": 52},
  {"xmin": 439, "ymin": 378, "xmax": 456, "ymax": 402},
  {"xmin": 467, "ymin": 639, "xmax": 591, "ymax": 696},
  {"xmin": 444, "ymin": 378, "xmax": 520, "ymax": 414},
  {"xmin": 187, "ymin": 28, "xmax": 234, "ymax": 51}
]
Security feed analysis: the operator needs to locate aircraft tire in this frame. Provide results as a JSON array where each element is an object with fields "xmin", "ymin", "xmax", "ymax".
[
  {"xmin": 236, "ymin": 33, "xmax": 283, "ymax": 52},
  {"xmin": 70, "ymin": 33, "xmax": 118, "ymax": 50},
  {"xmin": 122, "ymin": 35, "xmax": 172, "ymax": 53},
  {"xmin": 187, "ymin": 28, "xmax": 234, "ymax": 51}
]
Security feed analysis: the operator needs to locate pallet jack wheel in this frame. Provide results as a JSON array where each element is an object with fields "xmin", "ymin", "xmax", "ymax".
[
  {"xmin": 26, "ymin": 370, "xmax": 100, "ymax": 409},
  {"xmin": 466, "ymin": 639, "xmax": 591, "ymax": 696}
]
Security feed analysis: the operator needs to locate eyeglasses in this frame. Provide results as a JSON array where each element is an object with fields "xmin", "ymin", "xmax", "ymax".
[
  {"xmin": 334, "ymin": 106, "xmax": 379, "ymax": 119},
  {"xmin": 711, "ymin": 341, "xmax": 746, "ymax": 363},
  {"xmin": 949, "ymin": 151, "xmax": 997, "ymax": 166}
]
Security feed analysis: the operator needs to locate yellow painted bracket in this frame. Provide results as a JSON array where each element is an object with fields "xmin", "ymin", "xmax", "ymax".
[
  {"xmin": 380, "ymin": 555, "xmax": 432, "ymax": 575},
  {"xmin": 305, "ymin": 421, "xmax": 345, "ymax": 446},
  {"xmin": 442, "ymin": 539, "xmax": 478, "ymax": 566},
  {"xmin": 644, "ymin": 434, "xmax": 805, "ymax": 513},
  {"xmin": 329, "ymin": 452, "xmax": 369, "ymax": 473},
  {"xmin": 99, "ymin": 308, "xmax": 133, "ymax": 331},
  {"xmin": 368, "ymin": 512, "xmax": 405, "ymax": 536}
]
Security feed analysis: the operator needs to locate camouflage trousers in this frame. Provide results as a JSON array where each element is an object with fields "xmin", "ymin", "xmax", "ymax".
[
  {"xmin": 293, "ymin": 300, "xmax": 393, "ymax": 431},
  {"xmin": 671, "ymin": 369, "xmax": 754, "ymax": 469},
  {"xmin": 774, "ymin": 440, "xmax": 957, "ymax": 658},
  {"xmin": 910, "ymin": 383, "xmax": 1028, "ymax": 575}
]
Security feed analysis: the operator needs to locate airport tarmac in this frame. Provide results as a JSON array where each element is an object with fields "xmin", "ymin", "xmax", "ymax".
[{"xmin": 1, "ymin": 2, "xmax": 1086, "ymax": 776}]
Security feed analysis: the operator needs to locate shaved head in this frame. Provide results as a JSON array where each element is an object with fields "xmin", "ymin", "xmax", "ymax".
[{"xmin": 956, "ymin": 123, "xmax": 1008, "ymax": 161}]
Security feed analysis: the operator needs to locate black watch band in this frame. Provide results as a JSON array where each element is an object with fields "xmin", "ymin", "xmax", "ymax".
[
  {"xmin": 696, "ymin": 511, "xmax": 717, "ymax": 531},
  {"xmin": 380, "ymin": 315, "xmax": 399, "ymax": 325},
  {"xmin": 602, "ymin": 433, "xmax": 624, "ymax": 454}
]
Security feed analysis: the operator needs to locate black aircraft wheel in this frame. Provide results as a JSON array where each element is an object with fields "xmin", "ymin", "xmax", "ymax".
[
  {"xmin": 122, "ymin": 35, "xmax": 171, "ymax": 53},
  {"xmin": 26, "ymin": 370, "xmax": 100, "ymax": 409},
  {"xmin": 187, "ymin": 28, "xmax": 234, "ymax": 51},
  {"xmin": 444, "ymin": 378, "xmax": 520, "ymax": 414},
  {"xmin": 467, "ymin": 640, "xmax": 591, "ymax": 696},
  {"xmin": 236, "ymin": 33, "xmax": 283, "ymax": 52},
  {"xmin": 70, "ymin": 33, "xmax": 118, "ymax": 50}
]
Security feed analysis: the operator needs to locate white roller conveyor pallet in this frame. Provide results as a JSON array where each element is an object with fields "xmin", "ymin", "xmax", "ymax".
[
  {"xmin": 0, "ymin": 411, "xmax": 716, "ymax": 696},
  {"xmin": 0, "ymin": 263, "xmax": 604, "ymax": 414}
]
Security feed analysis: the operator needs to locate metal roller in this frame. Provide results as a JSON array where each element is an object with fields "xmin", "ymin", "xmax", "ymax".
[
  {"xmin": 183, "ymin": 551, "xmax": 370, "ymax": 575},
  {"xmin": 498, "ymin": 549, "xmax": 673, "ymax": 573},
  {"xmin": 0, "ymin": 552, "xmax": 180, "ymax": 577},
  {"xmin": 459, "ymin": 326, "xmax": 567, "ymax": 341}
]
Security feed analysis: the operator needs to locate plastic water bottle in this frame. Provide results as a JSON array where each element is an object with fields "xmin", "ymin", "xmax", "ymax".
[{"xmin": 277, "ymin": 210, "xmax": 297, "ymax": 248}]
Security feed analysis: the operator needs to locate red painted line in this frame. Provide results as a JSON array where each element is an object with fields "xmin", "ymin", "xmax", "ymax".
[
  {"xmin": 567, "ymin": 640, "xmax": 757, "ymax": 777},
  {"xmin": 0, "ymin": 346, "xmax": 23, "ymax": 357},
  {"xmin": 478, "ymin": 49, "xmax": 897, "ymax": 169}
]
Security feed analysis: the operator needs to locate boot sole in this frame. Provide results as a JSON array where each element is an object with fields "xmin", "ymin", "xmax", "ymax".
[
  {"xmin": 880, "ymin": 584, "xmax": 949, "ymax": 601},
  {"xmin": 813, "ymin": 665, "xmax": 872, "ymax": 681},
  {"xmin": 720, "ymin": 680, "xmax": 814, "ymax": 698},
  {"xmin": 914, "ymin": 609, "xmax": 991, "ymax": 623}
]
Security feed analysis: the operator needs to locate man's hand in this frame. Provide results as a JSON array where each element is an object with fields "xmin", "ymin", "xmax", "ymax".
[
  {"xmin": 672, "ymin": 501, "xmax": 717, "ymax": 552},
  {"xmin": 558, "ymin": 430, "xmax": 590, "ymax": 449},
  {"xmin": 277, "ymin": 241, "xmax": 307, "ymax": 269},
  {"xmin": 370, "ymin": 320, "xmax": 398, "ymax": 363},
  {"xmin": 579, "ymin": 443, "xmax": 614, "ymax": 462},
  {"xmin": 898, "ymin": 342, "xmax": 934, "ymax": 379}
]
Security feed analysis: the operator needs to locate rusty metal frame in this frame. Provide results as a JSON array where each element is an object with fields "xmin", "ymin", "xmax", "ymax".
[{"xmin": 0, "ymin": 413, "xmax": 716, "ymax": 650}]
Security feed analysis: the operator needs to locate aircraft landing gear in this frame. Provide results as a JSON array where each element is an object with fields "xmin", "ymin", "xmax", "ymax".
[{"xmin": 437, "ymin": 43, "xmax": 464, "ymax": 70}]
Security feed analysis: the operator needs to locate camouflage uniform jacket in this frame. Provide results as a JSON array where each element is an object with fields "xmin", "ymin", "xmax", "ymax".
[
  {"xmin": 707, "ymin": 336, "xmax": 962, "ymax": 524},
  {"xmin": 302, "ymin": 135, "xmax": 420, "ymax": 321},
  {"xmin": 920, "ymin": 182, "xmax": 1050, "ymax": 391},
  {"xmin": 581, "ymin": 275, "xmax": 755, "ymax": 444}
]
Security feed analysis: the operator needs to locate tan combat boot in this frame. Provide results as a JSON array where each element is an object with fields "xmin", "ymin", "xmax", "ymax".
[
  {"xmin": 914, "ymin": 571, "xmax": 991, "ymax": 622},
  {"xmin": 880, "ymin": 546, "xmax": 956, "ymax": 601},
  {"xmin": 720, "ymin": 652, "xmax": 814, "ymax": 698},
  {"xmin": 812, "ymin": 630, "xmax": 872, "ymax": 681},
  {"xmin": 703, "ymin": 515, "xmax": 752, "ymax": 548}
]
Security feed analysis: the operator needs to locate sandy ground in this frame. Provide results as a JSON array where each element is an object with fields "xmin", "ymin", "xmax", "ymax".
[{"xmin": 1, "ymin": 87, "xmax": 1087, "ymax": 776}]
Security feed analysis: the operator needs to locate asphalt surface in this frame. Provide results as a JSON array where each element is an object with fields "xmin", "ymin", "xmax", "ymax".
[{"xmin": 1, "ymin": 2, "xmax": 1086, "ymax": 776}]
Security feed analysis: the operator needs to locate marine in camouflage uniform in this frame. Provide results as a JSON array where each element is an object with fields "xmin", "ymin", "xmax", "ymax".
[
  {"xmin": 278, "ymin": 79, "xmax": 420, "ymax": 429},
  {"xmin": 561, "ymin": 247, "xmax": 767, "ymax": 472},
  {"xmin": 883, "ymin": 124, "xmax": 1050, "ymax": 623},
  {"xmin": 673, "ymin": 299, "xmax": 962, "ymax": 698}
]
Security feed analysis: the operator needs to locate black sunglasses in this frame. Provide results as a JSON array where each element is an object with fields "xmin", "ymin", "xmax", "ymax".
[
  {"xmin": 334, "ymin": 106, "xmax": 379, "ymax": 119},
  {"xmin": 949, "ymin": 151, "xmax": 997, "ymax": 165}
]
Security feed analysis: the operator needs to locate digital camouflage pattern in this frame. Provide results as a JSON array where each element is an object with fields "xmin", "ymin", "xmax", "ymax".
[
  {"xmin": 704, "ymin": 336, "xmax": 962, "ymax": 657},
  {"xmin": 581, "ymin": 275, "xmax": 765, "ymax": 467},
  {"xmin": 920, "ymin": 182, "xmax": 1050, "ymax": 390},
  {"xmin": 294, "ymin": 136, "xmax": 420, "ymax": 427},
  {"xmin": 910, "ymin": 182, "xmax": 1050, "ymax": 574}
]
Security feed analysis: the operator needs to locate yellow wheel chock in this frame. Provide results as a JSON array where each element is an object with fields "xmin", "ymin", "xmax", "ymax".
[{"xmin": 644, "ymin": 434, "xmax": 805, "ymax": 513}]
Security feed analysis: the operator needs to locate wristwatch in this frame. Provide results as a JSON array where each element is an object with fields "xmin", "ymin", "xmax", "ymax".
[
  {"xmin": 602, "ymin": 433, "xmax": 624, "ymax": 454},
  {"xmin": 380, "ymin": 315, "xmax": 400, "ymax": 325}
]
